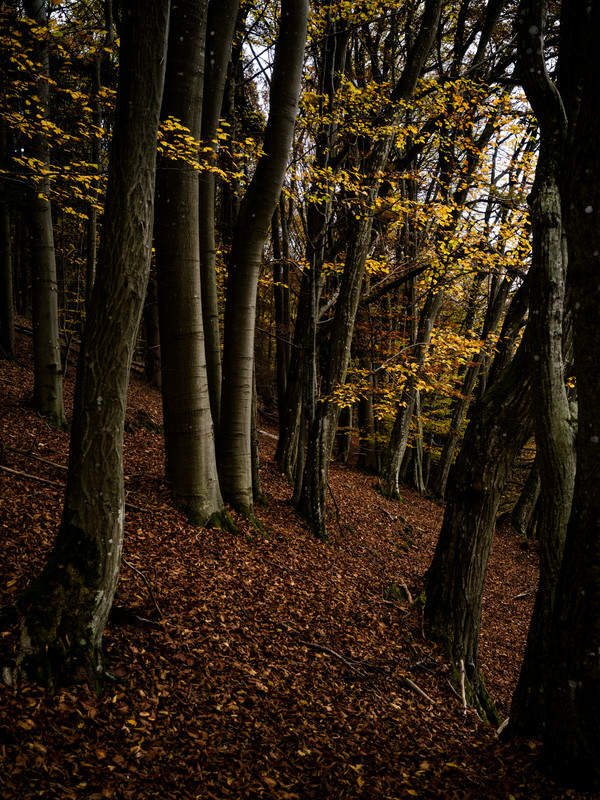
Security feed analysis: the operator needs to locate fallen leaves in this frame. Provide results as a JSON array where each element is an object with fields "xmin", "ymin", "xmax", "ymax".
[{"xmin": 0, "ymin": 336, "xmax": 595, "ymax": 799}]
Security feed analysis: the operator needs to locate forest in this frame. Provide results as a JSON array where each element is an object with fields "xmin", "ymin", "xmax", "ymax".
[{"xmin": 1, "ymin": 0, "xmax": 600, "ymax": 797}]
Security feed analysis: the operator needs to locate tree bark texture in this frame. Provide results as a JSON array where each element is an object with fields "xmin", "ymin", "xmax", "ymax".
[
  {"xmin": 219, "ymin": 0, "xmax": 308, "ymax": 516},
  {"xmin": 23, "ymin": 0, "xmax": 65, "ymax": 427},
  {"xmin": 541, "ymin": 1, "xmax": 600, "ymax": 786},
  {"xmin": 16, "ymin": 0, "xmax": 170, "ymax": 690},
  {"xmin": 424, "ymin": 335, "xmax": 534, "ymax": 722},
  {"xmin": 508, "ymin": 0, "xmax": 576, "ymax": 740},
  {"xmin": 154, "ymin": 0, "xmax": 226, "ymax": 526},
  {"xmin": 432, "ymin": 277, "xmax": 511, "ymax": 500}
]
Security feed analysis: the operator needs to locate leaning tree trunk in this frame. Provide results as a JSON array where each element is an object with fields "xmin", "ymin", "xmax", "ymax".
[
  {"xmin": 15, "ymin": 0, "xmax": 170, "ymax": 691},
  {"xmin": 424, "ymin": 334, "xmax": 534, "ymax": 723},
  {"xmin": 432, "ymin": 276, "xmax": 512, "ymax": 500},
  {"xmin": 219, "ymin": 0, "xmax": 308, "ymax": 517},
  {"xmin": 508, "ymin": 0, "xmax": 576, "ymax": 740},
  {"xmin": 23, "ymin": 0, "xmax": 65, "ymax": 428},
  {"xmin": 154, "ymin": 0, "xmax": 228, "ymax": 526}
]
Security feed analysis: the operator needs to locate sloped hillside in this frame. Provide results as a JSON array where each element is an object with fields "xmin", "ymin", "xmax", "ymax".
[{"xmin": 0, "ymin": 333, "xmax": 589, "ymax": 799}]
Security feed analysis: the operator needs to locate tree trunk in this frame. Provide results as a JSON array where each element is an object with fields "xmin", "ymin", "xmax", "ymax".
[
  {"xmin": 23, "ymin": 0, "xmax": 65, "ymax": 428},
  {"xmin": 432, "ymin": 277, "xmax": 512, "ymax": 500},
  {"xmin": 539, "ymin": 1, "xmax": 600, "ymax": 786},
  {"xmin": 0, "ymin": 197, "xmax": 14, "ymax": 360},
  {"xmin": 154, "ymin": 0, "xmax": 227, "ymax": 526},
  {"xmin": 271, "ymin": 197, "xmax": 292, "ymax": 427},
  {"xmin": 219, "ymin": 0, "xmax": 308, "ymax": 516},
  {"xmin": 142, "ymin": 272, "xmax": 161, "ymax": 389},
  {"xmin": 424, "ymin": 334, "xmax": 534, "ymax": 723},
  {"xmin": 198, "ymin": 0, "xmax": 241, "ymax": 434},
  {"xmin": 508, "ymin": 0, "xmax": 576, "ymax": 739},
  {"xmin": 16, "ymin": 0, "xmax": 170, "ymax": 691},
  {"xmin": 0, "ymin": 118, "xmax": 14, "ymax": 359},
  {"xmin": 511, "ymin": 453, "xmax": 541, "ymax": 537}
]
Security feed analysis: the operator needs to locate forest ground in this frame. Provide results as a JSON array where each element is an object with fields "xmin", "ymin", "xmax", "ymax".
[{"xmin": 0, "ymin": 330, "xmax": 593, "ymax": 800}]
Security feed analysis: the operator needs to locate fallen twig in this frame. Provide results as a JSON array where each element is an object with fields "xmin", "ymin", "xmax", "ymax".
[
  {"xmin": 510, "ymin": 587, "xmax": 535, "ymax": 601},
  {"xmin": 122, "ymin": 557, "xmax": 163, "ymax": 619},
  {"xmin": 459, "ymin": 658, "xmax": 467, "ymax": 716},
  {"xmin": 299, "ymin": 640, "xmax": 365, "ymax": 675},
  {"xmin": 404, "ymin": 676, "xmax": 435, "ymax": 704},
  {"xmin": 0, "ymin": 464, "xmax": 64, "ymax": 489},
  {"xmin": 399, "ymin": 579, "xmax": 413, "ymax": 605},
  {"xmin": 5, "ymin": 446, "xmax": 67, "ymax": 471}
]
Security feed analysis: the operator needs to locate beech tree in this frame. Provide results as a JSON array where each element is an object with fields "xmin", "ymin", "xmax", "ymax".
[
  {"xmin": 16, "ymin": 0, "xmax": 170, "ymax": 690},
  {"xmin": 543, "ymin": 11, "xmax": 600, "ymax": 773},
  {"xmin": 23, "ymin": 0, "xmax": 66, "ymax": 428},
  {"xmin": 153, "ymin": 0, "xmax": 229, "ymax": 527},
  {"xmin": 508, "ymin": 0, "xmax": 576, "ymax": 739},
  {"xmin": 218, "ymin": 0, "xmax": 308, "ymax": 517}
]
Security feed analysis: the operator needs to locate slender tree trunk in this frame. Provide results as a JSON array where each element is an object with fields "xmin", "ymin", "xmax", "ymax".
[
  {"xmin": 16, "ymin": 0, "xmax": 170, "ymax": 690},
  {"xmin": 275, "ymin": 12, "xmax": 349, "ymax": 482},
  {"xmin": 511, "ymin": 453, "xmax": 541, "ymax": 537},
  {"xmin": 380, "ymin": 288, "xmax": 443, "ymax": 499},
  {"xmin": 198, "ymin": 0, "xmax": 240, "ymax": 434},
  {"xmin": 271, "ymin": 198, "xmax": 291, "ymax": 426},
  {"xmin": 0, "ymin": 120, "xmax": 14, "ymax": 359},
  {"xmin": 154, "ymin": 0, "xmax": 227, "ymax": 526},
  {"xmin": 85, "ymin": 3, "xmax": 113, "ymax": 310},
  {"xmin": 142, "ymin": 272, "xmax": 161, "ymax": 389},
  {"xmin": 23, "ymin": 0, "xmax": 65, "ymax": 427},
  {"xmin": 219, "ymin": 0, "xmax": 308, "ymax": 516}
]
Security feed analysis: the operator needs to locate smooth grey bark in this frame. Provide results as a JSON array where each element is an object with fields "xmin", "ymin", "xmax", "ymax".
[
  {"xmin": 298, "ymin": 0, "xmax": 443, "ymax": 540},
  {"xmin": 198, "ymin": 0, "xmax": 240, "ymax": 434},
  {"xmin": 271, "ymin": 196, "xmax": 292, "ymax": 428},
  {"xmin": 219, "ymin": 0, "xmax": 308, "ymax": 516},
  {"xmin": 23, "ymin": 0, "xmax": 65, "ymax": 428},
  {"xmin": 85, "ymin": 2, "xmax": 114, "ymax": 309},
  {"xmin": 16, "ymin": 0, "xmax": 170, "ymax": 690},
  {"xmin": 424, "ymin": 333, "xmax": 534, "ymax": 723},
  {"xmin": 154, "ymin": 0, "xmax": 227, "ymax": 526},
  {"xmin": 508, "ymin": 0, "xmax": 576, "ymax": 739},
  {"xmin": 275, "ymin": 11, "xmax": 349, "ymax": 481}
]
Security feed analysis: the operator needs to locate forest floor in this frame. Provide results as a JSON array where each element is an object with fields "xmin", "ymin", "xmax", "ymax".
[{"xmin": 0, "ymin": 331, "xmax": 593, "ymax": 800}]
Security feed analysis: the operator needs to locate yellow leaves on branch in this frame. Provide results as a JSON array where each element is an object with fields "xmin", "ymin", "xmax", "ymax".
[{"xmin": 156, "ymin": 117, "xmax": 263, "ymax": 185}]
